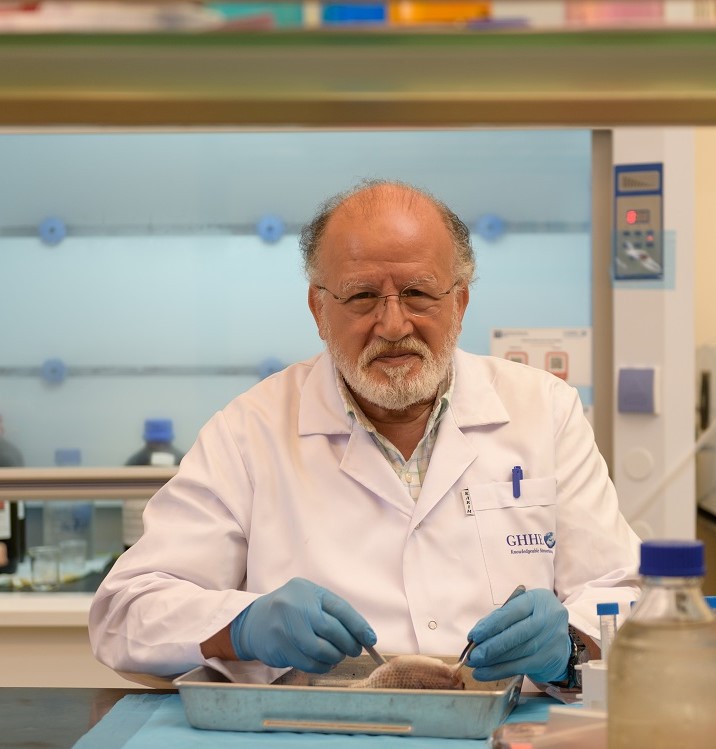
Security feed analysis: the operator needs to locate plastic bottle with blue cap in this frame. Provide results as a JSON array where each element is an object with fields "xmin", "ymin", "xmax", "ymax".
[
  {"xmin": 122, "ymin": 419, "xmax": 184, "ymax": 549},
  {"xmin": 607, "ymin": 540, "xmax": 716, "ymax": 748},
  {"xmin": 44, "ymin": 448, "xmax": 94, "ymax": 567},
  {"xmin": 596, "ymin": 601, "xmax": 619, "ymax": 663},
  {"xmin": 576, "ymin": 601, "xmax": 620, "ymax": 712}
]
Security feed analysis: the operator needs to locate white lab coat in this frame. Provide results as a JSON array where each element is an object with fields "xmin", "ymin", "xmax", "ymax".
[{"xmin": 89, "ymin": 349, "xmax": 641, "ymax": 678}]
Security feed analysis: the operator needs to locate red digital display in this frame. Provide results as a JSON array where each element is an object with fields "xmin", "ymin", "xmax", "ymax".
[{"xmin": 625, "ymin": 208, "xmax": 650, "ymax": 225}]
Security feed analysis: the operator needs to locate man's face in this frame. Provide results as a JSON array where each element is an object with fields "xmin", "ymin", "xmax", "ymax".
[{"xmin": 308, "ymin": 193, "xmax": 469, "ymax": 413}]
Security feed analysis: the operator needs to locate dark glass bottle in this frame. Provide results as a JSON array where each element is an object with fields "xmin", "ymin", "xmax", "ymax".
[
  {"xmin": 0, "ymin": 415, "xmax": 25, "ymax": 575},
  {"xmin": 122, "ymin": 418, "xmax": 184, "ymax": 548}
]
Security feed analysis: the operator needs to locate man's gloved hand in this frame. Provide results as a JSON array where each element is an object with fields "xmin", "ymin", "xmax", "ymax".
[
  {"xmin": 229, "ymin": 577, "xmax": 377, "ymax": 673},
  {"xmin": 466, "ymin": 588, "xmax": 570, "ymax": 683}
]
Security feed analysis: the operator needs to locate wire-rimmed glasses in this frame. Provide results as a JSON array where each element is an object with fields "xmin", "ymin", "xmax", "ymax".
[{"xmin": 315, "ymin": 281, "xmax": 459, "ymax": 318}]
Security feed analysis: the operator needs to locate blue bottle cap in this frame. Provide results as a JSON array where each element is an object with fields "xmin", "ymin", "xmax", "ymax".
[
  {"xmin": 639, "ymin": 539, "xmax": 705, "ymax": 577},
  {"xmin": 596, "ymin": 602, "xmax": 619, "ymax": 616},
  {"xmin": 705, "ymin": 596, "xmax": 716, "ymax": 610},
  {"xmin": 54, "ymin": 448, "xmax": 81, "ymax": 466},
  {"xmin": 143, "ymin": 418, "xmax": 174, "ymax": 443}
]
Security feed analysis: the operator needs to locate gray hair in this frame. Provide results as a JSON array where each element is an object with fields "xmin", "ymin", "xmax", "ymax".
[{"xmin": 299, "ymin": 179, "xmax": 476, "ymax": 286}]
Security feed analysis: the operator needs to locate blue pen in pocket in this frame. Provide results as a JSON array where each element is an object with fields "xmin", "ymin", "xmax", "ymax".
[{"xmin": 512, "ymin": 465, "xmax": 523, "ymax": 499}]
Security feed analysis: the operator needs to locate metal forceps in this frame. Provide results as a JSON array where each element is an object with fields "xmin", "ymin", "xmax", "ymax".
[{"xmin": 455, "ymin": 584, "xmax": 527, "ymax": 670}]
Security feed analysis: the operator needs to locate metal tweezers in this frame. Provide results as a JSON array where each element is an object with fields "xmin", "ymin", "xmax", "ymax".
[{"xmin": 456, "ymin": 584, "xmax": 527, "ymax": 669}]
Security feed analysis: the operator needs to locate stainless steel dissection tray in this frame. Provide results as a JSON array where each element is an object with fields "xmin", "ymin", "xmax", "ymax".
[{"xmin": 174, "ymin": 655, "xmax": 523, "ymax": 739}]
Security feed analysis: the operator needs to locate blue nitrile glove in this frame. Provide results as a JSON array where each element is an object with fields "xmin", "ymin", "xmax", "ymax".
[
  {"xmin": 466, "ymin": 588, "xmax": 571, "ymax": 683},
  {"xmin": 229, "ymin": 577, "xmax": 377, "ymax": 673}
]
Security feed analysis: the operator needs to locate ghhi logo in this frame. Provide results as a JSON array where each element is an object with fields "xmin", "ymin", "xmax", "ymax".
[{"xmin": 505, "ymin": 531, "xmax": 556, "ymax": 555}]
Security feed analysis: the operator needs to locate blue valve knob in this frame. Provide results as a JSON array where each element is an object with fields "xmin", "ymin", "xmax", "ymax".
[
  {"xmin": 258, "ymin": 357, "xmax": 285, "ymax": 380},
  {"xmin": 475, "ymin": 213, "xmax": 506, "ymax": 242},
  {"xmin": 41, "ymin": 358, "xmax": 67, "ymax": 385},
  {"xmin": 38, "ymin": 217, "xmax": 67, "ymax": 246},
  {"xmin": 256, "ymin": 215, "xmax": 285, "ymax": 244}
]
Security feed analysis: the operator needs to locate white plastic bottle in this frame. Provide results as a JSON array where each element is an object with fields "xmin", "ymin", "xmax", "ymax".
[
  {"xmin": 597, "ymin": 601, "xmax": 619, "ymax": 663},
  {"xmin": 607, "ymin": 539, "xmax": 716, "ymax": 748}
]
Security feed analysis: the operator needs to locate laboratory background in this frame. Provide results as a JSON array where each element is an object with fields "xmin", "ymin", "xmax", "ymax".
[{"xmin": 1, "ymin": 1, "xmax": 716, "ymax": 747}]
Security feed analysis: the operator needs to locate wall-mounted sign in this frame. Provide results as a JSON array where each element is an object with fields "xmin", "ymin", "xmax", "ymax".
[{"xmin": 490, "ymin": 327, "xmax": 592, "ymax": 389}]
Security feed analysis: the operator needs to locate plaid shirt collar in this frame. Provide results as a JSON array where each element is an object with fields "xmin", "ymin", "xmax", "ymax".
[{"xmin": 334, "ymin": 361, "xmax": 455, "ymax": 442}]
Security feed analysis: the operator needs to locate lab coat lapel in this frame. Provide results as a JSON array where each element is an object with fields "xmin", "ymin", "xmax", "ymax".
[
  {"xmin": 340, "ymin": 427, "xmax": 415, "ymax": 516},
  {"xmin": 410, "ymin": 413, "xmax": 478, "ymax": 527},
  {"xmin": 411, "ymin": 351, "xmax": 511, "ymax": 528},
  {"xmin": 298, "ymin": 353, "xmax": 352, "ymax": 436},
  {"xmin": 298, "ymin": 352, "xmax": 413, "ymax": 516}
]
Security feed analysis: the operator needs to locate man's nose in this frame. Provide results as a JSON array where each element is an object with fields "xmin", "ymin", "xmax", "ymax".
[{"xmin": 373, "ymin": 295, "xmax": 414, "ymax": 340}]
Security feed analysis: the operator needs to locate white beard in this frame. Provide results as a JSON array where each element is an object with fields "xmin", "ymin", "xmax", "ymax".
[{"xmin": 324, "ymin": 306, "xmax": 460, "ymax": 412}]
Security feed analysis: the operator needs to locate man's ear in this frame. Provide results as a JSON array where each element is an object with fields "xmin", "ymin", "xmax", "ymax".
[
  {"xmin": 456, "ymin": 284, "xmax": 470, "ymax": 329},
  {"xmin": 308, "ymin": 286, "xmax": 327, "ymax": 341}
]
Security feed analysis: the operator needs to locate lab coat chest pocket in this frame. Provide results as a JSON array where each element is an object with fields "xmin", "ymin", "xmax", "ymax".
[{"xmin": 473, "ymin": 477, "xmax": 557, "ymax": 605}]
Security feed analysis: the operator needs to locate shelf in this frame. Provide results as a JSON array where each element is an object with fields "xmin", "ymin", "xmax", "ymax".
[
  {"xmin": 0, "ymin": 467, "xmax": 177, "ymax": 500},
  {"xmin": 1, "ymin": 28, "xmax": 716, "ymax": 127}
]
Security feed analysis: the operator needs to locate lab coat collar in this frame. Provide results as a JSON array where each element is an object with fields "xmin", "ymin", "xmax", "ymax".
[
  {"xmin": 298, "ymin": 349, "xmax": 511, "ymax": 519},
  {"xmin": 298, "ymin": 349, "xmax": 511, "ymax": 436},
  {"xmin": 298, "ymin": 351, "xmax": 352, "ymax": 435},
  {"xmin": 451, "ymin": 349, "xmax": 511, "ymax": 428}
]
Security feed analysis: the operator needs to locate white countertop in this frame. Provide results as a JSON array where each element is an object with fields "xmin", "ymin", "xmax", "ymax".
[{"xmin": 0, "ymin": 591, "xmax": 93, "ymax": 626}]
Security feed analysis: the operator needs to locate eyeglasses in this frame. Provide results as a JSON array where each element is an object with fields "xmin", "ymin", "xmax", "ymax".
[{"xmin": 315, "ymin": 281, "xmax": 459, "ymax": 318}]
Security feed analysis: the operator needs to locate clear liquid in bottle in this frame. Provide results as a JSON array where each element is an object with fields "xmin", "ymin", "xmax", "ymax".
[
  {"xmin": 608, "ymin": 619, "xmax": 716, "ymax": 748},
  {"xmin": 607, "ymin": 540, "xmax": 716, "ymax": 749}
]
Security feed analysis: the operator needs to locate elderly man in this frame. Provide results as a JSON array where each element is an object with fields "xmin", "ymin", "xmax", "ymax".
[{"xmin": 90, "ymin": 180, "xmax": 639, "ymax": 690}]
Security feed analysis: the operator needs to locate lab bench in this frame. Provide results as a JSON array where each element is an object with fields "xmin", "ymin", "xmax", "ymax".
[
  {"xmin": 0, "ymin": 591, "xmax": 137, "ymax": 688},
  {"xmin": 0, "ymin": 685, "xmax": 557, "ymax": 749},
  {"xmin": 0, "ymin": 468, "xmax": 176, "ymax": 688},
  {"xmin": 0, "ymin": 686, "xmax": 175, "ymax": 749},
  {"xmin": 0, "ymin": 546, "xmax": 148, "ymax": 689}
]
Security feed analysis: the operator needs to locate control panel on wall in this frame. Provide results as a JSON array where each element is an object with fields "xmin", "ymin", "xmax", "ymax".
[{"xmin": 613, "ymin": 163, "xmax": 663, "ymax": 280}]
